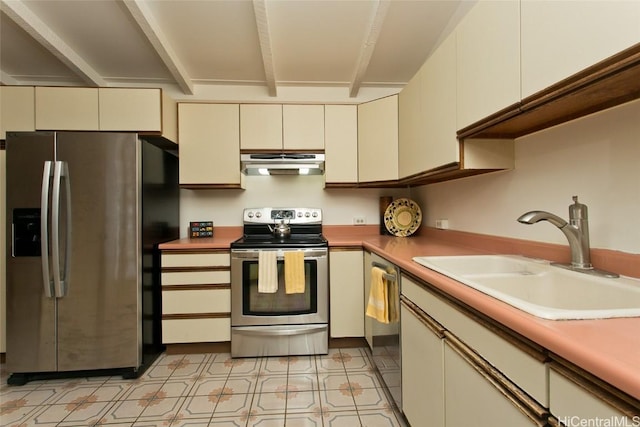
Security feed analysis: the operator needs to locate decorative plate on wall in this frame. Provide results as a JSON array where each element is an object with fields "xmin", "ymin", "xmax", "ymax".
[{"xmin": 384, "ymin": 198, "xmax": 422, "ymax": 237}]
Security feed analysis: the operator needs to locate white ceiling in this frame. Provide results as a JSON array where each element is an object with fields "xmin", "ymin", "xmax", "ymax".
[{"xmin": 0, "ymin": 0, "xmax": 467, "ymax": 100}]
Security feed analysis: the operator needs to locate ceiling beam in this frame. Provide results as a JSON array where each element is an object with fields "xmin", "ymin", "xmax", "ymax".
[
  {"xmin": 253, "ymin": 0, "xmax": 277, "ymax": 97},
  {"xmin": 1, "ymin": 0, "xmax": 107, "ymax": 87},
  {"xmin": 121, "ymin": 0, "xmax": 194, "ymax": 95},
  {"xmin": 349, "ymin": 0, "xmax": 391, "ymax": 97}
]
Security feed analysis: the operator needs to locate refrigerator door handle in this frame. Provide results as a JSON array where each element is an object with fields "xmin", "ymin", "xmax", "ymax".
[
  {"xmin": 41, "ymin": 161, "xmax": 54, "ymax": 298},
  {"xmin": 52, "ymin": 161, "xmax": 71, "ymax": 297}
]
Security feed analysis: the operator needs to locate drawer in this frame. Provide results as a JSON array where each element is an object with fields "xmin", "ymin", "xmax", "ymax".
[
  {"xmin": 402, "ymin": 274, "xmax": 548, "ymax": 406},
  {"xmin": 162, "ymin": 252, "xmax": 230, "ymax": 268},
  {"xmin": 162, "ymin": 289, "xmax": 230, "ymax": 314},
  {"xmin": 162, "ymin": 270, "xmax": 230, "ymax": 286},
  {"xmin": 162, "ymin": 318, "xmax": 230, "ymax": 343}
]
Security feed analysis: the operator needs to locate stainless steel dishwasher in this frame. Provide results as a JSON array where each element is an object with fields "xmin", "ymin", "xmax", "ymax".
[{"xmin": 364, "ymin": 251, "xmax": 401, "ymax": 409}]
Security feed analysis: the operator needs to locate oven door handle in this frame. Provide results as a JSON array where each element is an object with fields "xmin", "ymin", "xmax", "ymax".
[{"xmin": 234, "ymin": 325, "xmax": 327, "ymax": 337}]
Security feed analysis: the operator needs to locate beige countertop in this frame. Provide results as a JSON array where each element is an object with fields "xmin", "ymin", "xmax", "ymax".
[{"xmin": 159, "ymin": 225, "xmax": 640, "ymax": 401}]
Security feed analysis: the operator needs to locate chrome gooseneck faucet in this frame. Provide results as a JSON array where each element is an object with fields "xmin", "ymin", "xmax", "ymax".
[{"xmin": 517, "ymin": 196, "xmax": 618, "ymax": 278}]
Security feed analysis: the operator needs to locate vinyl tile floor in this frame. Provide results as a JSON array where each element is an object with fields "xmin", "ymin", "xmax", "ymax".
[{"xmin": 0, "ymin": 348, "xmax": 408, "ymax": 427}]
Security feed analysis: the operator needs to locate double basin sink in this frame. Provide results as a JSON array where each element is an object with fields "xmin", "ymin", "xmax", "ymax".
[{"xmin": 412, "ymin": 255, "xmax": 640, "ymax": 320}]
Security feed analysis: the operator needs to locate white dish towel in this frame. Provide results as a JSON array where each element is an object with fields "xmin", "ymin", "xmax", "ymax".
[{"xmin": 258, "ymin": 251, "xmax": 278, "ymax": 293}]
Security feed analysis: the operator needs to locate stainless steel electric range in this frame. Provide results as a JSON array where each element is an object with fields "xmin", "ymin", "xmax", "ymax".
[{"xmin": 230, "ymin": 207, "xmax": 328, "ymax": 358}]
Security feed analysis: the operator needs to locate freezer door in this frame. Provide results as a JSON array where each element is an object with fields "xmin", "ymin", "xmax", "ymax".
[
  {"xmin": 6, "ymin": 132, "xmax": 57, "ymax": 373},
  {"xmin": 55, "ymin": 132, "xmax": 141, "ymax": 371}
]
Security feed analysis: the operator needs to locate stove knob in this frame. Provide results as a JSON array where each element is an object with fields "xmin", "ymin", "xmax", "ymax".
[
  {"xmin": 247, "ymin": 212, "xmax": 254, "ymax": 218},
  {"xmin": 256, "ymin": 212, "xmax": 262, "ymax": 218},
  {"xmin": 297, "ymin": 212, "xmax": 303, "ymax": 217},
  {"xmin": 305, "ymin": 212, "xmax": 311, "ymax": 217},
  {"xmin": 312, "ymin": 212, "xmax": 318, "ymax": 218}
]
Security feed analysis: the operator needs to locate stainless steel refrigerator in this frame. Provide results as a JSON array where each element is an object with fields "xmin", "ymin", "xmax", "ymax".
[{"xmin": 5, "ymin": 131, "xmax": 179, "ymax": 385}]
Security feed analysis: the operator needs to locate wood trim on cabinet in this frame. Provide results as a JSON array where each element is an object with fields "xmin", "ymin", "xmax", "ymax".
[
  {"xmin": 400, "ymin": 296, "xmax": 446, "ymax": 339},
  {"xmin": 180, "ymin": 183, "xmax": 244, "ymax": 190},
  {"xmin": 446, "ymin": 334, "xmax": 550, "ymax": 425},
  {"xmin": 239, "ymin": 149, "xmax": 324, "ymax": 154},
  {"xmin": 329, "ymin": 246, "xmax": 363, "ymax": 252},
  {"xmin": 162, "ymin": 249, "xmax": 230, "ymax": 255},
  {"xmin": 162, "ymin": 284, "xmax": 230, "ymax": 291},
  {"xmin": 162, "ymin": 266, "xmax": 230, "ymax": 273},
  {"xmin": 162, "ymin": 312, "xmax": 230, "ymax": 320},
  {"xmin": 458, "ymin": 43, "xmax": 640, "ymax": 140},
  {"xmin": 549, "ymin": 357, "xmax": 640, "ymax": 416}
]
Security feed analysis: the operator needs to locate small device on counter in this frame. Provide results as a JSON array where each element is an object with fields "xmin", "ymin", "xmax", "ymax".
[{"xmin": 189, "ymin": 221, "xmax": 213, "ymax": 238}]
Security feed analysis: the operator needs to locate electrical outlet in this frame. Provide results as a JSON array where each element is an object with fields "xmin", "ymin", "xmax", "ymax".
[
  {"xmin": 353, "ymin": 216, "xmax": 366, "ymax": 225},
  {"xmin": 435, "ymin": 219, "xmax": 449, "ymax": 230}
]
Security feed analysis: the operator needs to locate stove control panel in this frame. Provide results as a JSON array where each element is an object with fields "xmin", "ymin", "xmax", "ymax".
[{"xmin": 243, "ymin": 207, "xmax": 322, "ymax": 224}]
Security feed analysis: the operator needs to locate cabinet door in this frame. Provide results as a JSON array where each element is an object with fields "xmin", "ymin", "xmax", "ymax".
[
  {"xmin": 1, "ymin": 86, "xmax": 35, "ymax": 139},
  {"xmin": 240, "ymin": 104, "xmax": 283, "ymax": 150},
  {"xmin": 324, "ymin": 105, "xmax": 358, "ymax": 184},
  {"xmin": 456, "ymin": 0, "xmax": 520, "ymax": 130},
  {"xmin": 98, "ymin": 88, "xmax": 162, "ymax": 132},
  {"xmin": 401, "ymin": 303, "xmax": 445, "ymax": 427},
  {"xmin": 329, "ymin": 249, "xmax": 364, "ymax": 338},
  {"xmin": 521, "ymin": 1, "xmax": 640, "ymax": 98},
  {"xmin": 358, "ymin": 95, "xmax": 398, "ymax": 183},
  {"xmin": 178, "ymin": 103, "xmax": 241, "ymax": 186},
  {"xmin": 398, "ymin": 67, "xmax": 422, "ymax": 179},
  {"xmin": 283, "ymin": 104, "xmax": 324, "ymax": 150},
  {"xmin": 445, "ymin": 342, "xmax": 546, "ymax": 427},
  {"xmin": 35, "ymin": 87, "xmax": 99, "ymax": 130},
  {"xmin": 549, "ymin": 368, "xmax": 635, "ymax": 426}
]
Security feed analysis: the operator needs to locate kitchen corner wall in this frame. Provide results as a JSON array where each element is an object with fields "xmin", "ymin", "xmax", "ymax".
[
  {"xmin": 411, "ymin": 99, "xmax": 640, "ymax": 254},
  {"xmin": 180, "ymin": 177, "xmax": 409, "ymax": 234}
]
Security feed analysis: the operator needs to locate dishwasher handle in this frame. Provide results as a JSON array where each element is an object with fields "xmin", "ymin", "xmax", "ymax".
[{"xmin": 372, "ymin": 261, "xmax": 397, "ymax": 282}]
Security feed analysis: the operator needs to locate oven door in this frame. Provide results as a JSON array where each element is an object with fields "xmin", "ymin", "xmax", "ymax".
[{"xmin": 231, "ymin": 247, "xmax": 328, "ymax": 327}]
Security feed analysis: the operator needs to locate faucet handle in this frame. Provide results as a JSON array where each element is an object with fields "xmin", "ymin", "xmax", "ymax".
[{"xmin": 569, "ymin": 196, "xmax": 588, "ymax": 220}]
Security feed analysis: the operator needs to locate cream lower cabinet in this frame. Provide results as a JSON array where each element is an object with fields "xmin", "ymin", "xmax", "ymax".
[
  {"xmin": 400, "ymin": 300, "xmax": 445, "ymax": 427},
  {"xmin": 329, "ymin": 248, "xmax": 364, "ymax": 338},
  {"xmin": 549, "ymin": 363, "xmax": 639, "ymax": 426},
  {"xmin": 444, "ymin": 337, "xmax": 547, "ymax": 427},
  {"xmin": 178, "ymin": 103, "xmax": 242, "ymax": 189},
  {"xmin": 161, "ymin": 250, "xmax": 231, "ymax": 344},
  {"xmin": 401, "ymin": 273, "xmax": 549, "ymax": 426}
]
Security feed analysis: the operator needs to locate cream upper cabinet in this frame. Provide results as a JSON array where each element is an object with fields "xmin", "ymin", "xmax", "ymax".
[
  {"xmin": 98, "ymin": 88, "xmax": 177, "ymax": 142},
  {"xmin": 1, "ymin": 86, "xmax": 35, "ymax": 139},
  {"xmin": 358, "ymin": 95, "xmax": 398, "ymax": 183},
  {"xmin": 324, "ymin": 105, "xmax": 358, "ymax": 184},
  {"xmin": 399, "ymin": 32, "xmax": 458, "ymax": 179},
  {"xmin": 521, "ymin": 0, "xmax": 640, "ymax": 99},
  {"xmin": 398, "ymin": 65, "xmax": 423, "ymax": 179},
  {"xmin": 178, "ymin": 103, "xmax": 242, "ymax": 188},
  {"xmin": 35, "ymin": 87, "xmax": 99, "ymax": 130},
  {"xmin": 456, "ymin": 0, "xmax": 520, "ymax": 130},
  {"xmin": 283, "ymin": 104, "xmax": 324, "ymax": 150},
  {"xmin": 329, "ymin": 249, "xmax": 364, "ymax": 338},
  {"xmin": 240, "ymin": 104, "xmax": 283, "ymax": 150}
]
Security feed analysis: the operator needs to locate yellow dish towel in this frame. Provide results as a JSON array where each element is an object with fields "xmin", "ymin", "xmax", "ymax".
[
  {"xmin": 284, "ymin": 251, "xmax": 305, "ymax": 294},
  {"xmin": 258, "ymin": 251, "xmax": 278, "ymax": 293},
  {"xmin": 366, "ymin": 266, "xmax": 389, "ymax": 323},
  {"xmin": 387, "ymin": 276, "xmax": 399, "ymax": 324}
]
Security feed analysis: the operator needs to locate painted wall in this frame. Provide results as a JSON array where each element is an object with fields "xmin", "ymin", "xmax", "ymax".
[
  {"xmin": 411, "ymin": 99, "xmax": 640, "ymax": 254},
  {"xmin": 180, "ymin": 177, "xmax": 408, "ymax": 235}
]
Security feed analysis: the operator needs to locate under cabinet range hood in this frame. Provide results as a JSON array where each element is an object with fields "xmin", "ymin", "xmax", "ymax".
[{"xmin": 241, "ymin": 153, "xmax": 325, "ymax": 176}]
